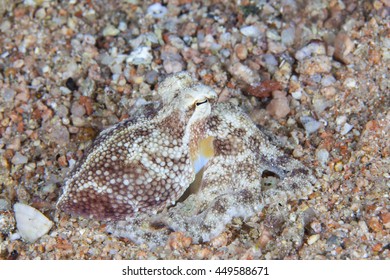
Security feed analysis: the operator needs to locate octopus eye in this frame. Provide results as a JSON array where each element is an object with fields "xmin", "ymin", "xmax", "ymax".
[{"xmin": 196, "ymin": 99, "xmax": 208, "ymax": 106}]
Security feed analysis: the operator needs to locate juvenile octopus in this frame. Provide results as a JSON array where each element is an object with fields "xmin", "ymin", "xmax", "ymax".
[{"xmin": 57, "ymin": 72, "xmax": 316, "ymax": 247}]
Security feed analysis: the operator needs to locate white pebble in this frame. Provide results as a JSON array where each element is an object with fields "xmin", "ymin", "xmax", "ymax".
[
  {"xmin": 300, "ymin": 116, "xmax": 322, "ymax": 134},
  {"xmin": 321, "ymin": 75, "xmax": 336, "ymax": 86},
  {"xmin": 336, "ymin": 115, "xmax": 347, "ymax": 125},
  {"xmin": 13, "ymin": 203, "xmax": 53, "ymax": 243},
  {"xmin": 340, "ymin": 123, "xmax": 354, "ymax": 135},
  {"xmin": 344, "ymin": 78, "xmax": 357, "ymax": 88},
  {"xmin": 295, "ymin": 42, "xmax": 326, "ymax": 61},
  {"xmin": 291, "ymin": 89, "xmax": 302, "ymax": 100},
  {"xmin": 11, "ymin": 152, "xmax": 28, "ymax": 165},
  {"xmin": 316, "ymin": 149, "xmax": 329, "ymax": 167},
  {"xmin": 103, "ymin": 25, "xmax": 120, "ymax": 37},
  {"xmin": 307, "ymin": 234, "xmax": 320, "ymax": 245},
  {"xmin": 10, "ymin": 232, "xmax": 21, "ymax": 241},
  {"xmin": 147, "ymin": 3, "xmax": 168, "ymax": 19},
  {"xmin": 127, "ymin": 46, "xmax": 153, "ymax": 65},
  {"xmin": 84, "ymin": 34, "xmax": 96, "ymax": 45},
  {"xmin": 281, "ymin": 26, "xmax": 295, "ymax": 46},
  {"xmin": 240, "ymin": 25, "xmax": 261, "ymax": 38},
  {"xmin": 118, "ymin": 21, "xmax": 127, "ymax": 32}
]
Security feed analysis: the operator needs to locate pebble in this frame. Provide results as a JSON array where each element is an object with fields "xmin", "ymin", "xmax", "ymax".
[
  {"xmin": 381, "ymin": 212, "xmax": 390, "ymax": 229},
  {"xmin": 295, "ymin": 41, "xmax": 326, "ymax": 61},
  {"xmin": 281, "ymin": 26, "xmax": 295, "ymax": 46},
  {"xmin": 0, "ymin": 199, "xmax": 11, "ymax": 211},
  {"xmin": 291, "ymin": 89, "xmax": 302, "ymax": 100},
  {"xmin": 13, "ymin": 203, "xmax": 53, "ymax": 243},
  {"xmin": 334, "ymin": 33, "xmax": 354, "ymax": 63},
  {"xmin": 321, "ymin": 75, "xmax": 337, "ymax": 87},
  {"xmin": 367, "ymin": 217, "xmax": 383, "ymax": 232},
  {"xmin": 228, "ymin": 62, "xmax": 260, "ymax": 85},
  {"xmin": 344, "ymin": 78, "xmax": 357, "ymax": 88},
  {"xmin": 300, "ymin": 116, "xmax": 322, "ymax": 134},
  {"xmin": 316, "ymin": 148, "xmax": 329, "ymax": 167},
  {"xmin": 127, "ymin": 46, "xmax": 153, "ymax": 65},
  {"xmin": 307, "ymin": 234, "xmax": 320, "ymax": 245},
  {"xmin": 71, "ymin": 101, "xmax": 86, "ymax": 117},
  {"xmin": 83, "ymin": 34, "xmax": 96, "ymax": 45},
  {"xmin": 340, "ymin": 123, "xmax": 354, "ymax": 135},
  {"xmin": 240, "ymin": 25, "xmax": 261, "ymax": 38},
  {"xmin": 313, "ymin": 96, "xmax": 333, "ymax": 114},
  {"xmin": 144, "ymin": 70, "xmax": 158, "ymax": 85},
  {"xmin": 50, "ymin": 123, "xmax": 70, "ymax": 146},
  {"xmin": 147, "ymin": 3, "xmax": 168, "ymax": 19},
  {"xmin": 0, "ymin": 199, "xmax": 15, "ymax": 234},
  {"xmin": 102, "ymin": 25, "xmax": 120, "ymax": 37},
  {"xmin": 296, "ymin": 56, "xmax": 332, "ymax": 75},
  {"xmin": 235, "ymin": 44, "xmax": 248, "ymax": 60},
  {"xmin": 266, "ymin": 91, "xmax": 291, "ymax": 119},
  {"xmin": 0, "ymin": 209, "xmax": 15, "ymax": 234},
  {"xmin": 3, "ymin": 88, "xmax": 16, "ymax": 102},
  {"xmin": 334, "ymin": 162, "xmax": 343, "ymax": 172},
  {"xmin": 163, "ymin": 60, "xmax": 183, "ymax": 73},
  {"xmin": 11, "ymin": 152, "xmax": 28, "ymax": 165}
]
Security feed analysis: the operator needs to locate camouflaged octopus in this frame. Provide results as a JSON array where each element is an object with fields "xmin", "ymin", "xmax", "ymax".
[{"xmin": 57, "ymin": 72, "xmax": 316, "ymax": 247}]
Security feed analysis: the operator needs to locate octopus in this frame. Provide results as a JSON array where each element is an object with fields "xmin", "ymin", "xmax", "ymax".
[{"xmin": 57, "ymin": 72, "xmax": 316, "ymax": 248}]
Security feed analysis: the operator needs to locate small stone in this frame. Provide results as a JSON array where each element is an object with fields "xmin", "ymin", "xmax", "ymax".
[
  {"xmin": 381, "ymin": 212, "xmax": 390, "ymax": 229},
  {"xmin": 145, "ymin": 70, "xmax": 159, "ymax": 85},
  {"xmin": 266, "ymin": 91, "xmax": 290, "ymax": 119},
  {"xmin": 307, "ymin": 234, "xmax": 320, "ymax": 245},
  {"xmin": 320, "ymin": 86, "xmax": 337, "ymax": 98},
  {"xmin": 281, "ymin": 26, "xmax": 295, "ymax": 46},
  {"xmin": 367, "ymin": 217, "xmax": 383, "ymax": 232},
  {"xmin": 71, "ymin": 101, "xmax": 86, "ymax": 117},
  {"xmin": 228, "ymin": 62, "xmax": 260, "ymax": 85},
  {"xmin": 127, "ymin": 46, "xmax": 153, "ymax": 65},
  {"xmin": 321, "ymin": 75, "xmax": 337, "ymax": 87},
  {"xmin": 210, "ymin": 232, "xmax": 228, "ymax": 248},
  {"xmin": 163, "ymin": 60, "xmax": 183, "ymax": 73},
  {"xmin": 295, "ymin": 41, "xmax": 326, "ymax": 61},
  {"xmin": 65, "ymin": 77, "xmax": 78, "ymax": 91},
  {"xmin": 310, "ymin": 221, "xmax": 322, "ymax": 234},
  {"xmin": 0, "ymin": 199, "xmax": 11, "ymax": 211},
  {"xmin": 257, "ymin": 228, "xmax": 273, "ymax": 249},
  {"xmin": 13, "ymin": 203, "xmax": 53, "ymax": 243},
  {"xmin": 83, "ymin": 34, "xmax": 96, "ymax": 45},
  {"xmin": 372, "ymin": 243, "xmax": 383, "ymax": 252},
  {"xmin": 291, "ymin": 89, "xmax": 302, "ymax": 100},
  {"xmin": 11, "ymin": 152, "xmax": 28, "ymax": 165},
  {"xmin": 13, "ymin": 59, "xmax": 24, "ymax": 68},
  {"xmin": 235, "ymin": 44, "xmax": 248, "ymax": 60},
  {"xmin": 167, "ymin": 232, "xmax": 192, "ymax": 250},
  {"xmin": 300, "ymin": 116, "xmax": 322, "ymax": 134},
  {"xmin": 334, "ymin": 33, "xmax": 354, "ymax": 64},
  {"xmin": 240, "ymin": 25, "xmax": 261, "ymax": 38},
  {"xmin": 296, "ymin": 56, "xmax": 332, "ymax": 75},
  {"xmin": 102, "ymin": 25, "xmax": 120, "ymax": 37},
  {"xmin": 313, "ymin": 96, "xmax": 333, "ymax": 114},
  {"xmin": 334, "ymin": 161, "xmax": 343, "ymax": 172},
  {"xmin": 57, "ymin": 155, "xmax": 68, "ymax": 167},
  {"xmin": 316, "ymin": 149, "xmax": 329, "ymax": 167},
  {"xmin": 0, "ymin": 209, "xmax": 15, "ymax": 234},
  {"xmin": 3, "ymin": 88, "xmax": 16, "ymax": 102},
  {"xmin": 340, "ymin": 123, "xmax": 354, "ymax": 135},
  {"xmin": 344, "ymin": 78, "xmax": 357, "ymax": 88},
  {"xmin": 147, "ymin": 3, "xmax": 168, "ymax": 19},
  {"xmin": 50, "ymin": 123, "xmax": 70, "ymax": 146}
]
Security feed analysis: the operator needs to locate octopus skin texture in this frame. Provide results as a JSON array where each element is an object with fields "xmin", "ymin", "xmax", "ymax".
[{"xmin": 57, "ymin": 72, "xmax": 316, "ymax": 248}]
